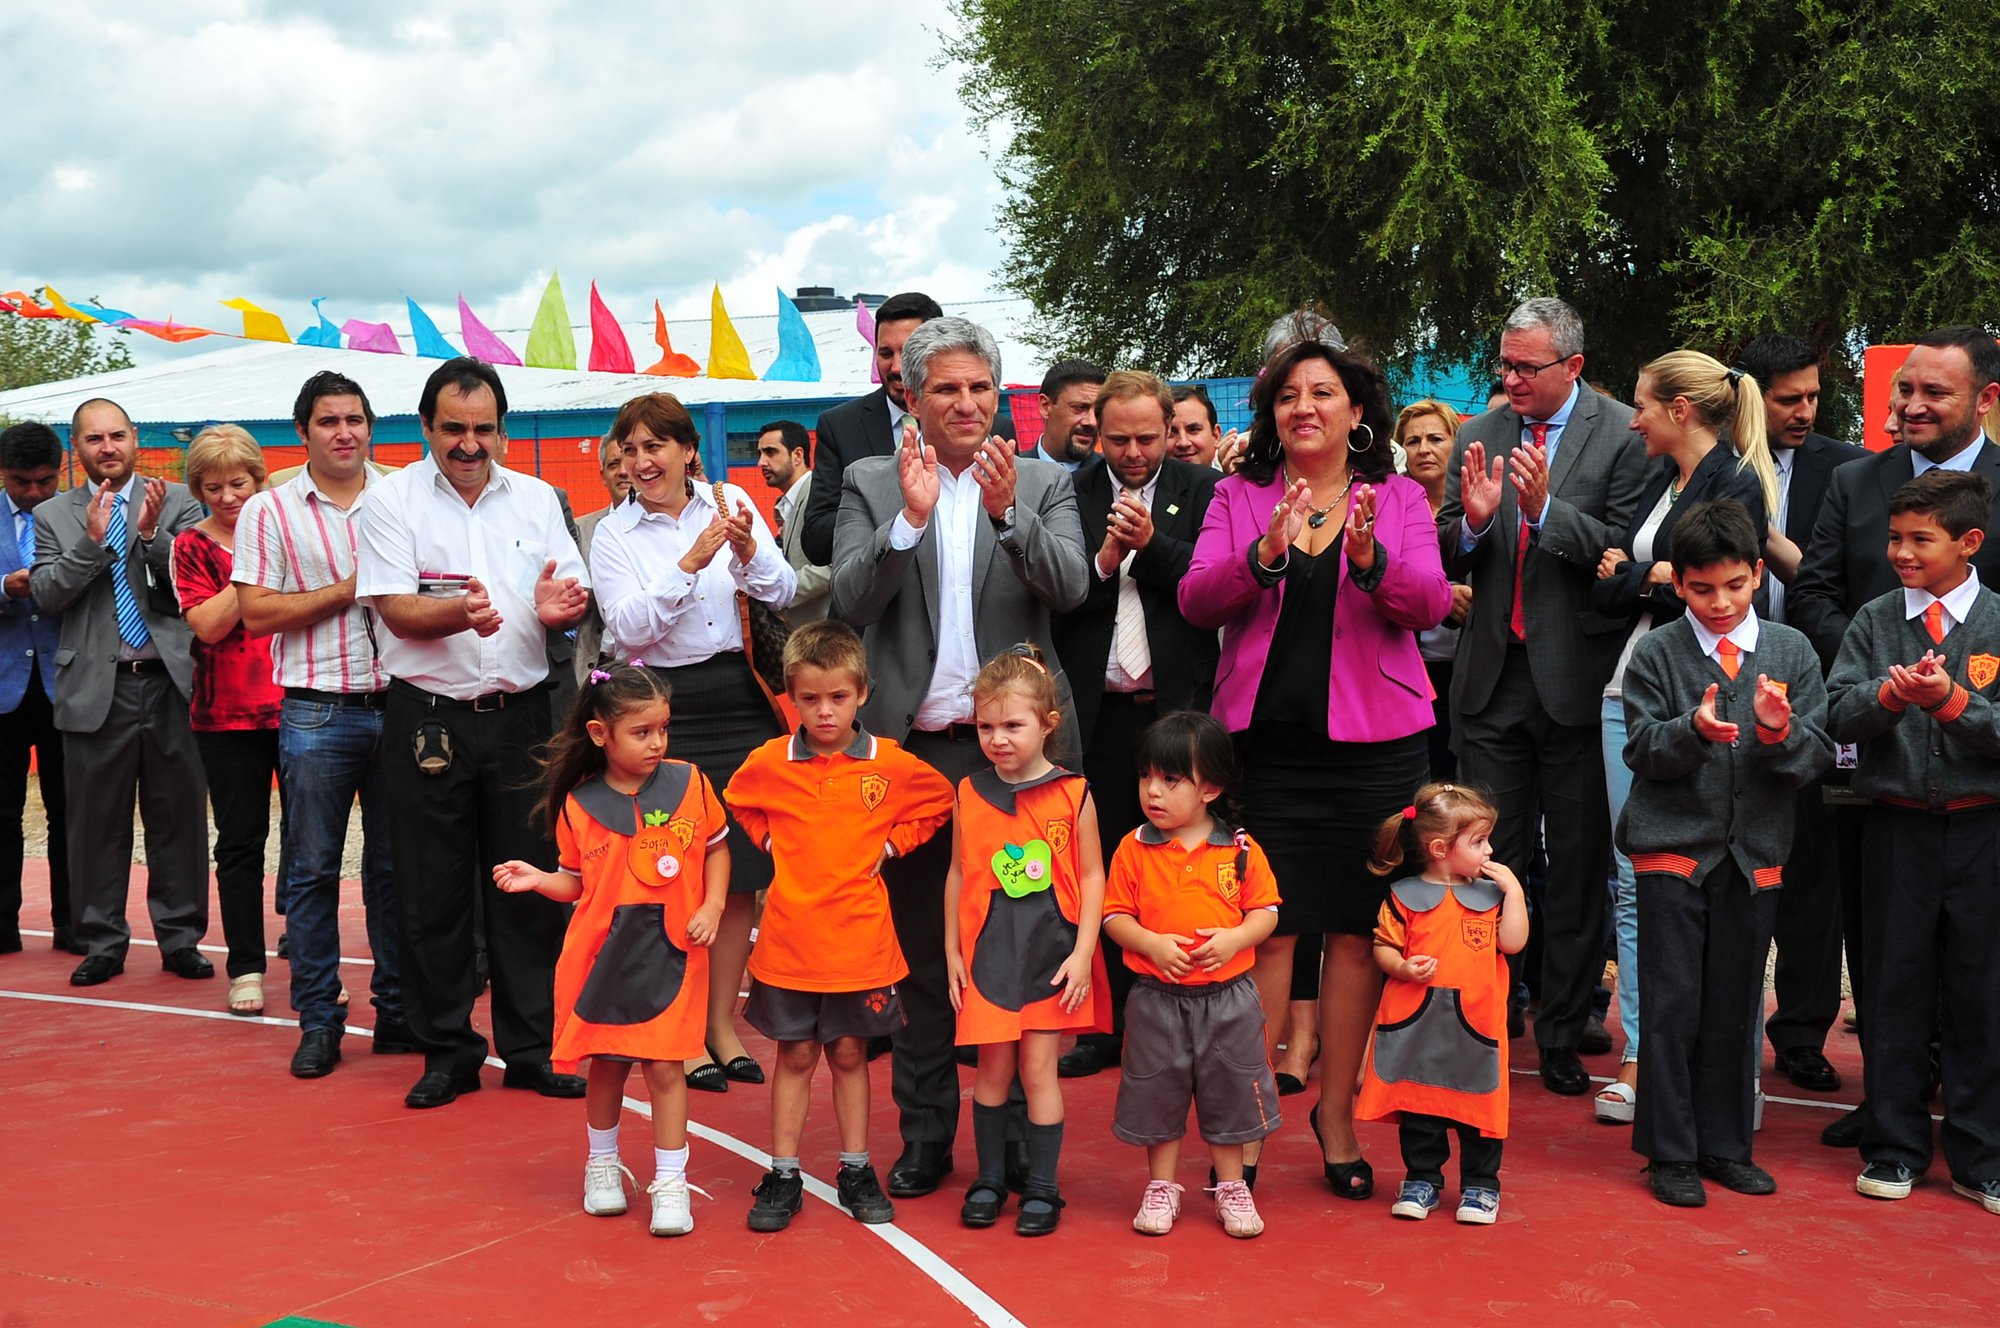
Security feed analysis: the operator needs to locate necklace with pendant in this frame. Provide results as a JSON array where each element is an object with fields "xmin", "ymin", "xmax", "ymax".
[{"xmin": 1289, "ymin": 467, "xmax": 1354, "ymax": 528}]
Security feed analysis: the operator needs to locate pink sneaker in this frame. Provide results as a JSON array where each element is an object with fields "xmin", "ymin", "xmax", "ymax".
[
  {"xmin": 1132, "ymin": 1179, "xmax": 1183, "ymax": 1235},
  {"xmin": 1211, "ymin": 1179, "xmax": 1264, "ymax": 1238}
]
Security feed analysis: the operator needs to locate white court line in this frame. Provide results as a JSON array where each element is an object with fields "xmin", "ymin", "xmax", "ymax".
[
  {"xmin": 22, "ymin": 928, "xmax": 376, "ymax": 969},
  {"xmin": 0, "ymin": 988, "xmax": 1027, "ymax": 1328}
]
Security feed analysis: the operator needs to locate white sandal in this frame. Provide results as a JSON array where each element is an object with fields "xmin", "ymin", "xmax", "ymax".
[
  {"xmin": 227, "ymin": 974, "xmax": 264, "ymax": 1017},
  {"xmin": 1594, "ymin": 1078, "xmax": 1637, "ymax": 1124}
]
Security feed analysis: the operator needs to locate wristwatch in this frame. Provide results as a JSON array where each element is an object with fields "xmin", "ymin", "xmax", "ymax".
[{"xmin": 989, "ymin": 504, "xmax": 1016, "ymax": 530}]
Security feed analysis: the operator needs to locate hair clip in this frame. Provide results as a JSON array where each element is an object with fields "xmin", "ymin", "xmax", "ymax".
[
  {"xmin": 1006, "ymin": 643, "xmax": 1049, "ymax": 674},
  {"xmin": 629, "ymin": 657, "xmax": 647, "ymax": 669},
  {"xmin": 588, "ymin": 669, "xmax": 612, "ymax": 685},
  {"xmin": 1401, "ymin": 805, "xmax": 1417, "ymax": 820},
  {"xmin": 1725, "ymin": 367, "xmax": 1745, "ymax": 390}
]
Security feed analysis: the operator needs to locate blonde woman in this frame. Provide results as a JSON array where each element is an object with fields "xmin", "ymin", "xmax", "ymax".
[{"xmin": 174, "ymin": 425, "xmax": 284, "ymax": 1016}]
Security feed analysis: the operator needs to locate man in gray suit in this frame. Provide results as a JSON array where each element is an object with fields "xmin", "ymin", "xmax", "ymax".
[
  {"xmin": 1439, "ymin": 297, "xmax": 1646, "ymax": 1095},
  {"xmin": 757, "ymin": 420, "xmax": 829, "ymax": 624},
  {"xmin": 31, "ymin": 398, "xmax": 208, "ymax": 986},
  {"xmin": 830, "ymin": 315, "xmax": 1089, "ymax": 1198}
]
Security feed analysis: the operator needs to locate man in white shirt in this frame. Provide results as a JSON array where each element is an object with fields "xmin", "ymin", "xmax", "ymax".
[
  {"xmin": 757, "ymin": 419, "xmax": 829, "ymax": 624},
  {"xmin": 356, "ymin": 358, "xmax": 591, "ymax": 1110},
  {"xmin": 236, "ymin": 370, "xmax": 410, "ymax": 1081}
]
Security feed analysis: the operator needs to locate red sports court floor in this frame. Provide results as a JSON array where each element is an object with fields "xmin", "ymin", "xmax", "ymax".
[{"xmin": 3, "ymin": 862, "xmax": 1995, "ymax": 1327}]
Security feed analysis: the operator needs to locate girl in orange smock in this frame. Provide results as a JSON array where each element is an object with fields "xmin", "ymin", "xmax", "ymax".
[
  {"xmin": 945, "ymin": 647, "xmax": 1108, "ymax": 1236},
  {"xmin": 1355, "ymin": 782, "xmax": 1527, "ymax": 1226},
  {"xmin": 494, "ymin": 666, "xmax": 729, "ymax": 1238}
]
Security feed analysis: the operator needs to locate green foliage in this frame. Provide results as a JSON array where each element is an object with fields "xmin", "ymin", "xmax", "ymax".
[
  {"xmin": 950, "ymin": 0, "xmax": 2000, "ymax": 431},
  {"xmin": 0, "ymin": 304, "xmax": 136, "ymax": 393}
]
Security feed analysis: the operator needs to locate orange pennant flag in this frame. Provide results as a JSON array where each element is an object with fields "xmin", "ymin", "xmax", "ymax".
[{"xmin": 643, "ymin": 302, "xmax": 700, "ymax": 377}]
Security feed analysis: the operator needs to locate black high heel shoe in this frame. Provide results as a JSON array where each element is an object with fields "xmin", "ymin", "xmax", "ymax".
[{"xmin": 1310, "ymin": 1103, "xmax": 1373, "ymax": 1200}]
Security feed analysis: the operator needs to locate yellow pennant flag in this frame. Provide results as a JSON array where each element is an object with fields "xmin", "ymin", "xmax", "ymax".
[
  {"xmin": 41, "ymin": 286, "xmax": 99, "ymax": 322},
  {"xmin": 220, "ymin": 297, "xmax": 293, "ymax": 343},
  {"xmin": 706, "ymin": 284, "xmax": 755, "ymax": 379}
]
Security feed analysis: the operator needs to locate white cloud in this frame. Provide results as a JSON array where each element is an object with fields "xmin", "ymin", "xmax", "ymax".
[{"xmin": 0, "ymin": 0, "xmax": 1010, "ymax": 361}]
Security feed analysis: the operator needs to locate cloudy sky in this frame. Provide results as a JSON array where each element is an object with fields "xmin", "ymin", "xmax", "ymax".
[{"xmin": 1, "ymin": 1, "xmax": 1012, "ymax": 363}]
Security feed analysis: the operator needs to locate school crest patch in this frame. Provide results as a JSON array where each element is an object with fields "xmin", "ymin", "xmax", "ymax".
[
  {"xmin": 859, "ymin": 773, "xmax": 889, "ymax": 811},
  {"xmin": 1971, "ymin": 654, "xmax": 2000, "ymax": 690},
  {"xmin": 668, "ymin": 816, "xmax": 697, "ymax": 850},
  {"xmin": 864, "ymin": 989, "xmax": 890, "ymax": 1013},
  {"xmin": 1045, "ymin": 817, "xmax": 1073, "ymax": 855},
  {"xmin": 1216, "ymin": 860, "xmax": 1240, "ymax": 903},
  {"xmin": 1461, "ymin": 916, "xmax": 1495, "ymax": 952}
]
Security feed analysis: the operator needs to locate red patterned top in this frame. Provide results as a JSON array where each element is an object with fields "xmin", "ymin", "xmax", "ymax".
[{"xmin": 174, "ymin": 528, "xmax": 282, "ymax": 732}]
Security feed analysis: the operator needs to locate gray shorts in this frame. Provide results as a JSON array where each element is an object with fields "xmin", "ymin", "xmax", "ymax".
[
  {"xmin": 744, "ymin": 979, "xmax": 906, "ymax": 1045},
  {"xmin": 1113, "ymin": 973, "xmax": 1282, "ymax": 1146}
]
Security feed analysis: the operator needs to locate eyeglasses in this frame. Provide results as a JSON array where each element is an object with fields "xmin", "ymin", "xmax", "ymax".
[{"xmin": 1489, "ymin": 356, "xmax": 1569, "ymax": 381}]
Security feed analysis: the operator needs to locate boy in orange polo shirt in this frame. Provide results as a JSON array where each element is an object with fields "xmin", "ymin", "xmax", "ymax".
[
  {"xmin": 1102, "ymin": 711, "xmax": 1281, "ymax": 1238},
  {"xmin": 725, "ymin": 621, "xmax": 954, "ymax": 1232}
]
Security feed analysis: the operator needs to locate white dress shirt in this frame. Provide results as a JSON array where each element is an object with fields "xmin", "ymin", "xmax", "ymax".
[
  {"xmin": 1910, "ymin": 434, "xmax": 1989, "ymax": 476},
  {"xmin": 1904, "ymin": 573, "xmax": 1981, "ymax": 638},
  {"xmin": 355, "ymin": 456, "xmax": 587, "ymax": 699},
  {"xmin": 1099, "ymin": 469, "xmax": 1161, "ymax": 692},
  {"xmin": 1687, "ymin": 610, "xmax": 1761, "ymax": 666},
  {"xmin": 589, "ymin": 481, "xmax": 795, "ymax": 668},
  {"xmin": 890, "ymin": 464, "xmax": 983, "ymax": 729}
]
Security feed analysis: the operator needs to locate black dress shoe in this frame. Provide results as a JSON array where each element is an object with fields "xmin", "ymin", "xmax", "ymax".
[
  {"xmin": 1775, "ymin": 1046, "xmax": 1841, "ymax": 1093},
  {"xmin": 405, "ymin": 1067, "xmax": 482, "ymax": 1109},
  {"xmin": 0, "ymin": 933, "xmax": 21, "ymax": 954},
  {"xmin": 370, "ymin": 1019, "xmax": 419, "ymax": 1055},
  {"xmin": 1539, "ymin": 1047, "xmax": 1590, "ymax": 1095},
  {"xmin": 502, "ymin": 1062, "xmax": 587, "ymax": 1097},
  {"xmin": 1056, "ymin": 1042, "xmax": 1116, "ymax": 1079},
  {"xmin": 51, "ymin": 926, "xmax": 86, "ymax": 955},
  {"xmin": 886, "ymin": 1141, "xmax": 953, "ymax": 1198},
  {"xmin": 1580, "ymin": 1016, "xmax": 1613, "ymax": 1056},
  {"xmin": 291, "ymin": 1028, "xmax": 342, "ymax": 1079},
  {"xmin": 1003, "ymin": 1139, "xmax": 1032, "ymax": 1195},
  {"xmin": 1697, "ymin": 1155, "xmax": 1777, "ymax": 1195},
  {"xmin": 1820, "ymin": 1103, "xmax": 1866, "ymax": 1148},
  {"xmin": 1015, "ymin": 1192, "xmax": 1064, "ymax": 1236},
  {"xmin": 70, "ymin": 955, "xmax": 123, "ymax": 986},
  {"xmin": 1648, "ymin": 1160, "xmax": 1707, "ymax": 1207},
  {"xmin": 161, "ymin": 947, "xmax": 215, "ymax": 979},
  {"xmin": 960, "ymin": 1180, "xmax": 1007, "ymax": 1227}
]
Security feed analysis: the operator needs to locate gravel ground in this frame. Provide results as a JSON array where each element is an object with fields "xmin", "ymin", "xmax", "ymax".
[{"xmin": 21, "ymin": 782, "xmax": 364, "ymax": 879}]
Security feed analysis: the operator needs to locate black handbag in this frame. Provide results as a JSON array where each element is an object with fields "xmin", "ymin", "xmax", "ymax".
[{"xmin": 736, "ymin": 592, "xmax": 792, "ymax": 716}]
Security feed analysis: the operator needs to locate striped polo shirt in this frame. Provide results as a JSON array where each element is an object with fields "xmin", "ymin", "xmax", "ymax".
[{"xmin": 232, "ymin": 466, "xmax": 386, "ymax": 694}]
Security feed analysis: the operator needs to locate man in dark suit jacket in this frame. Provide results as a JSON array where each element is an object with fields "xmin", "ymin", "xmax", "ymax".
[
  {"xmin": 0, "ymin": 423, "xmax": 71, "ymax": 955},
  {"xmin": 1786, "ymin": 324, "xmax": 2000, "ymax": 1145},
  {"xmin": 1736, "ymin": 334, "xmax": 1868, "ymax": 1097},
  {"xmin": 830, "ymin": 316, "xmax": 1088, "ymax": 1201},
  {"xmin": 1438, "ymin": 297, "xmax": 1647, "ymax": 1096},
  {"xmin": 802, "ymin": 291, "xmax": 944, "ymax": 566},
  {"xmin": 1048, "ymin": 372, "xmax": 1220, "ymax": 1077},
  {"xmin": 31, "ymin": 398, "xmax": 208, "ymax": 987}
]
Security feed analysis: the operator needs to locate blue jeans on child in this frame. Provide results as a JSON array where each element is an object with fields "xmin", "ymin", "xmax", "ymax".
[{"xmin": 1601, "ymin": 695, "xmax": 1639, "ymax": 1063}]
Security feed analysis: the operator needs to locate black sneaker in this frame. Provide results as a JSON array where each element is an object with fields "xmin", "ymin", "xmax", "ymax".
[
  {"xmin": 747, "ymin": 1169, "xmax": 805, "ymax": 1232},
  {"xmin": 837, "ymin": 1163, "xmax": 896, "ymax": 1225},
  {"xmin": 1856, "ymin": 1161, "xmax": 1916, "ymax": 1200}
]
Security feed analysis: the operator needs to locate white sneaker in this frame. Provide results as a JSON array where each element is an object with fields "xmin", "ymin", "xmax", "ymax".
[
  {"xmin": 1132, "ymin": 1179, "xmax": 1183, "ymax": 1235},
  {"xmin": 1753, "ymin": 1089, "xmax": 1766, "ymax": 1133},
  {"xmin": 647, "ymin": 1175, "xmax": 711, "ymax": 1236},
  {"xmin": 584, "ymin": 1154, "xmax": 634, "ymax": 1216},
  {"xmin": 1210, "ymin": 1179, "xmax": 1264, "ymax": 1238}
]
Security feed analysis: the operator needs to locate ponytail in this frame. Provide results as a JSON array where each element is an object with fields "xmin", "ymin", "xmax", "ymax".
[{"xmin": 1726, "ymin": 368, "xmax": 1780, "ymax": 520}]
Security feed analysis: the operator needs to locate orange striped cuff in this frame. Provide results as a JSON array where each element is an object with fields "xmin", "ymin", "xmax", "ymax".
[
  {"xmin": 1756, "ymin": 721, "xmax": 1790, "ymax": 744},
  {"xmin": 1630, "ymin": 852, "xmax": 1698, "ymax": 879},
  {"xmin": 1929, "ymin": 685, "xmax": 1970, "ymax": 723},
  {"xmin": 1752, "ymin": 866, "xmax": 1784, "ymax": 889},
  {"xmin": 1878, "ymin": 680, "xmax": 1908, "ymax": 711}
]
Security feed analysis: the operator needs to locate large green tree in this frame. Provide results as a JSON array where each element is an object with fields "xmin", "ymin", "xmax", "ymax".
[
  {"xmin": 951, "ymin": 0, "xmax": 2000, "ymax": 411},
  {"xmin": 0, "ymin": 306, "xmax": 136, "ymax": 394}
]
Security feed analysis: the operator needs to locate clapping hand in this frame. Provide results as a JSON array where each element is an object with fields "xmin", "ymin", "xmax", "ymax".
[
  {"xmin": 971, "ymin": 438, "xmax": 1017, "ymax": 521},
  {"xmin": 1509, "ymin": 440, "xmax": 1550, "ymax": 523},
  {"xmin": 1460, "ymin": 441, "xmax": 1507, "ymax": 530},
  {"xmin": 136, "ymin": 477, "xmax": 167, "ymax": 539},
  {"xmin": 677, "ymin": 518, "xmax": 733, "ymax": 575},
  {"xmin": 1693, "ymin": 682, "xmax": 1739, "ymax": 743},
  {"xmin": 532, "ymin": 559, "xmax": 588, "ymax": 627},
  {"xmin": 1889, "ymin": 650, "xmax": 1953, "ymax": 710},
  {"xmin": 897, "ymin": 420, "xmax": 941, "ymax": 527},
  {"xmin": 1216, "ymin": 429, "xmax": 1246, "ymax": 476},
  {"xmin": 724, "ymin": 499, "xmax": 758, "ymax": 565},
  {"xmin": 1258, "ymin": 479, "xmax": 1312, "ymax": 567},
  {"xmin": 461, "ymin": 576, "xmax": 503, "ymax": 637},
  {"xmin": 1344, "ymin": 483, "xmax": 1378, "ymax": 570},
  {"xmin": 1752, "ymin": 674, "xmax": 1793, "ymax": 731}
]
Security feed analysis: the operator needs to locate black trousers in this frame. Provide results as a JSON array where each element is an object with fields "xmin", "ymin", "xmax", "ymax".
[
  {"xmin": 0, "ymin": 671, "xmax": 67, "ymax": 941},
  {"xmin": 886, "ymin": 729, "xmax": 992, "ymax": 1145},
  {"xmin": 381, "ymin": 684, "xmax": 566, "ymax": 1077},
  {"xmin": 1633, "ymin": 861, "xmax": 1776, "ymax": 1165},
  {"xmin": 1860, "ymin": 807, "xmax": 2000, "ymax": 1181},
  {"xmin": 1765, "ymin": 779, "xmax": 1844, "ymax": 1056},
  {"xmin": 194, "ymin": 728, "xmax": 281, "ymax": 979},
  {"xmin": 1400, "ymin": 1112, "xmax": 1502, "ymax": 1191},
  {"xmin": 1073, "ymin": 692, "xmax": 1155, "ymax": 1054},
  {"xmin": 1454, "ymin": 647, "xmax": 1610, "ymax": 1051}
]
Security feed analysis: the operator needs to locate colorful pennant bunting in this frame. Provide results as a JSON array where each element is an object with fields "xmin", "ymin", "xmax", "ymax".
[
  {"xmin": 294, "ymin": 298, "xmax": 343, "ymax": 348},
  {"xmin": 458, "ymin": 295, "xmax": 521, "ymax": 366},
  {"xmin": 406, "ymin": 297, "xmax": 457, "ymax": 359},
  {"xmin": 642, "ymin": 302, "xmax": 700, "ymax": 377},
  {"xmin": 763, "ymin": 287, "xmax": 821, "ymax": 382},
  {"xmin": 706, "ymin": 285, "xmax": 755, "ymax": 380},
  {"xmin": 525, "ymin": 272, "xmax": 576, "ymax": 370},
  {"xmin": 586, "ymin": 282, "xmax": 635, "ymax": 374},
  {"xmin": 342, "ymin": 319, "xmax": 403, "ymax": 355},
  {"xmin": 857, "ymin": 296, "xmax": 879, "ymax": 383},
  {"xmin": 221, "ymin": 297, "xmax": 292, "ymax": 344}
]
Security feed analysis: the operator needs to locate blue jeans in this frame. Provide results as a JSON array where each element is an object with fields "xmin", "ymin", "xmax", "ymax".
[
  {"xmin": 279, "ymin": 698, "xmax": 401, "ymax": 1033},
  {"xmin": 1601, "ymin": 695, "xmax": 1639, "ymax": 1062}
]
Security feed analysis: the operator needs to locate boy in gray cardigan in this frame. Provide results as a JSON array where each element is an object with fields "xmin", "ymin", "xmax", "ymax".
[
  {"xmin": 1619, "ymin": 499, "xmax": 1833, "ymax": 1207},
  {"xmin": 1826, "ymin": 469, "xmax": 2000, "ymax": 1217}
]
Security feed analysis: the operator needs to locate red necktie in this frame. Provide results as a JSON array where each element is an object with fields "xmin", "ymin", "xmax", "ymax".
[
  {"xmin": 1717, "ymin": 637, "xmax": 1740, "ymax": 680},
  {"xmin": 1509, "ymin": 422, "xmax": 1549, "ymax": 641},
  {"xmin": 1926, "ymin": 601, "xmax": 1946, "ymax": 645}
]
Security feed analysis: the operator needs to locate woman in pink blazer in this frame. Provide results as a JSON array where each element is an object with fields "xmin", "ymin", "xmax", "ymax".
[{"xmin": 1180, "ymin": 336, "xmax": 1452, "ymax": 1200}]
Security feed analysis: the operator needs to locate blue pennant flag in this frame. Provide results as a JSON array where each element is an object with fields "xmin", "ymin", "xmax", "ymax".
[
  {"xmin": 761, "ymin": 286, "xmax": 821, "ymax": 382},
  {"xmin": 406, "ymin": 297, "xmax": 458, "ymax": 359},
  {"xmin": 295, "ymin": 297, "xmax": 343, "ymax": 348}
]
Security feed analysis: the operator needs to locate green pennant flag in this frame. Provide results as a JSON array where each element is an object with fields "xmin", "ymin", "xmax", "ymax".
[{"xmin": 525, "ymin": 271, "xmax": 576, "ymax": 369}]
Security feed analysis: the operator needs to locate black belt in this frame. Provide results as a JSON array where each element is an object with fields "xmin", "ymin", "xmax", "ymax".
[
  {"xmin": 1104, "ymin": 689, "xmax": 1157, "ymax": 705},
  {"xmin": 115, "ymin": 659, "xmax": 167, "ymax": 676},
  {"xmin": 390, "ymin": 678, "xmax": 543, "ymax": 714},
  {"xmin": 286, "ymin": 687, "xmax": 386, "ymax": 709},
  {"xmin": 920, "ymin": 722, "xmax": 983, "ymax": 743}
]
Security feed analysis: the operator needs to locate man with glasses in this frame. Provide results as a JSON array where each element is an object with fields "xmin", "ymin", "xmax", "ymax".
[{"xmin": 1437, "ymin": 297, "xmax": 1646, "ymax": 1096}]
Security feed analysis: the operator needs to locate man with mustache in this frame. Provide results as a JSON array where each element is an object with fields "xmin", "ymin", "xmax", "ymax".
[{"xmin": 1031, "ymin": 360, "xmax": 1105, "ymax": 471}]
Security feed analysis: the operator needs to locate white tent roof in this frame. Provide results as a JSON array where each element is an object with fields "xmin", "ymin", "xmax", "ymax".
[{"xmin": 0, "ymin": 297, "xmax": 1045, "ymax": 428}]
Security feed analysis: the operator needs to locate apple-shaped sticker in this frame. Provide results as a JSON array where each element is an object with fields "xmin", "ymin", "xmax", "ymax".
[{"xmin": 992, "ymin": 840, "xmax": 1055, "ymax": 897}]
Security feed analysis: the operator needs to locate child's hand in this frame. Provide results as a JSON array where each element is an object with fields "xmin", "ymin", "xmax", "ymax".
[
  {"xmin": 1752, "ymin": 673, "xmax": 1792, "ymax": 730},
  {"xmin": 1481, "ymin": 860, "xmax": 1523, "ymax": 894},
  {"xmin": 1188, "ymin": 925, "xmax": 1247, "ymax": 972},
  {"xmin": 685, "ymin": 901, "xmax": 723, "ymax": 948},
  {"xmin": 946, "ymin": 951, "xmax": 968, "ymax": 1012},
  {"xmin": 1693, "ymin": 682, "xmax": 1739, "ymax": 743},
  {"xmin": 492, "ymin": 860, "xmax": 543, "ymax": 894},
  {"xmin": 1892, "ymin": 651, "xmax": 1954, "ymax": 709},
  {"xmin": 1145, "ymin": 930, "xmax": 1196, "ymax": 981},
  {"xmin": 874, "ymin": 841, "xmax": 894, "ymax": 877},
  {"xmin": 1050, "ymin": 952, "xmax": 1093, "ymax": 1013},
  {"xmin": 1402, "ymin": 954, "xmax": 1439, "ymax": 983}
]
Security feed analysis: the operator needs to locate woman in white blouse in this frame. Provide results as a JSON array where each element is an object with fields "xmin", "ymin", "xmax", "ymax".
[{"xmin": 588, "ymin": 392, "xmax": 796, "ymax": 1093}]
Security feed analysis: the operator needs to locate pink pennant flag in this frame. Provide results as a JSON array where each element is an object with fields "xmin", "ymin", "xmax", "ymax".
[
  {"xmin": 586, "ymin": 282, "xmax": 636, "ymax": 374},
  {"xmin": 642, "ymin": 302, "xmax": 701, "ymax": 377},
  {"xmin": 341, "ymin": 319, "xmax": 404, "ymax": 355},
  {"xmin": 857, "ymin": 297, "xmax": 879, "ymax": 382},
  {"xmin": 458, "ymin": 295, "xmax": 521, "ymax": 366}
]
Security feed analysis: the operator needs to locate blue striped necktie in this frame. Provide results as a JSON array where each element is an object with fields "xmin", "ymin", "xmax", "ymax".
[
  {"xmin": 104, "ymin": 491, "xmax": 151, "ymax": 649},
  {"xmin": 16, "ymin": 509, "xmax": 31, "ymax": 569}
]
